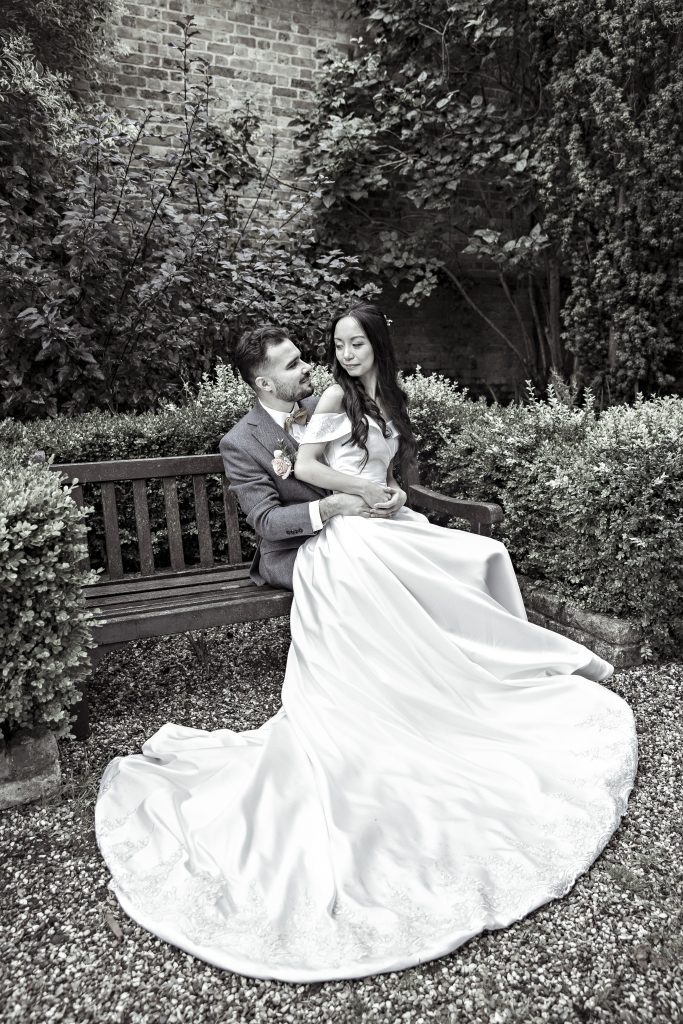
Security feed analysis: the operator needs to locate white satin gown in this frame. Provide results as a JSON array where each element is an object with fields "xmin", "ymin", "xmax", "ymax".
[{"xmin": 95, "ymin": 413, "xmax": 638, "ymax": 983}]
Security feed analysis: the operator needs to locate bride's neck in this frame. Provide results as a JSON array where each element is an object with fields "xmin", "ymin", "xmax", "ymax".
[{"xmin": 359, "ymin": 370, "xmax": 378, "ymax": 400}]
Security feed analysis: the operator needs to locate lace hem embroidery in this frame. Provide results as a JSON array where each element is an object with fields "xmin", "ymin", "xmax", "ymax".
[{"xmin": 95, "ymin": 702, "xmax": 637, "ymax": 970}]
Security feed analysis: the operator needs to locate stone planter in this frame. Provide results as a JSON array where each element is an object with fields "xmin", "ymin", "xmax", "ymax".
[
  {"xmin": 0, "ymin": 729, "xmax": 61, "ymax": 811},
  {"xmin": 518, "ymin": 576, "xmax": 644, "ymax": 669}
]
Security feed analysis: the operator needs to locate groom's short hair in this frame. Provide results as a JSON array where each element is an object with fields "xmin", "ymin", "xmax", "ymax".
[{"xmin": 234, "ymin": 325, "xmax": 289, "ymax": 388}]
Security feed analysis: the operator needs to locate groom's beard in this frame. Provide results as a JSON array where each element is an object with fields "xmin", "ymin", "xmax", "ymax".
[{"xmin": 272, "ymin": 377, "xmax": 314, "ymax": 404}]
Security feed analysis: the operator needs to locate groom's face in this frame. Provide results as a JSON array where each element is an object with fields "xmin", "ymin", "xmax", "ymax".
[{"xmin": 257, "ymin": 338, "xmax": 313, "ymax": 404}]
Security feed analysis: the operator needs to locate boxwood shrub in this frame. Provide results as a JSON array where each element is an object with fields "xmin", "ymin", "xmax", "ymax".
[
  {"xmin": 403, "ymin": 377, "xmax": 683, "ymax": 657},
  {"xmin": 3, "ymin": 368, "xmax": 681, "ymax": 661},
  {"xmin": 1, "ymin": 462, "xmax": 96, "ymax": 737},
  {"xmin": 1, "ymin": 363, "xmax": 257, "ymax": 572}
]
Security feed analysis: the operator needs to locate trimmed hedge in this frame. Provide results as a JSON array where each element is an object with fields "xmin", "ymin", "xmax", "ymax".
[
  {"xmin": 0, "ymin": 362, "xmax": 255, "ymax": 465},
  {"xmin": 0, "ymin": 462, "xmax": 96, "ymax": 737},
  {"xmin": 3, "ymin": 369, "xmax": 681, "ymax": 666},
  {"xmin": 402, "ymin": 375, "xmax": 683, "ymax": 657},
  {"xmin": 0, "ymin": 364, "xmax": 336, "ymax": 574},
  {"xmin": 1, "ymin": 363, "xmax": 259, "ymax": 572}
]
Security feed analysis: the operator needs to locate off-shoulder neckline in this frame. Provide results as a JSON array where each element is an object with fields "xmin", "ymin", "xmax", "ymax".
[{"xmin": 309, "ymin": 411, "xmax": 395, "ymax": 427}]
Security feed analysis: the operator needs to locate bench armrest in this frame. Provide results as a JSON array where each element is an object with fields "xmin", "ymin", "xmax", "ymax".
[{"xmin": 407, "ymin": 484, "xmax": 504, "ymax": 537}]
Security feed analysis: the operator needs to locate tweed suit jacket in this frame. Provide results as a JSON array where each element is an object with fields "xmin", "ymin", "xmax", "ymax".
[{"xmin": 219, "ymin": 394, "xmax": 329, "ymax": 590}]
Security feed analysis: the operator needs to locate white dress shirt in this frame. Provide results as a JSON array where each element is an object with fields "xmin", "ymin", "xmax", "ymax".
[{"xmin": 258, "ymin": 399, "xmax": 323, "ymax": 532}]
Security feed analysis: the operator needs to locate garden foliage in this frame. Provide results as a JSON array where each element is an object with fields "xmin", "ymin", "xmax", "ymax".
[
  {"xmin": 4, "ymin": 368, "xmax": 681, "ymax": 656},
  {"xmin": 295, "ymin": 0, "xmax": 683, "ymax": 400},
  {"xmin": 0, "ymin": 361, "xmax": 259, "ymax": 571},
  {"xmin": 2, "ymin": 0, "xmax": 121, "ymax": 82},
  {"xmin": 0, "ymin": 462, "xmax": 96, "ymax": 737},
  {"xmin": 0, "ymin": 14, "xmax": 368, "ymax": 419},
  {"xmin": 404, "ymin": 374, "xmax": 683, "ymax": 655}
]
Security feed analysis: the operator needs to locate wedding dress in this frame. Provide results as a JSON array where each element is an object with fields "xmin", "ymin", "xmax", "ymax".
[{"xmin": 95, "ymin": 412, "xmax": 638, "ymax": 983}]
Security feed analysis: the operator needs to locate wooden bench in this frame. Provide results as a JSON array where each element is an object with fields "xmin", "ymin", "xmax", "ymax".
[{"xmin": 50, "ymin": 452, "xmax": 504, "ymax": 739}]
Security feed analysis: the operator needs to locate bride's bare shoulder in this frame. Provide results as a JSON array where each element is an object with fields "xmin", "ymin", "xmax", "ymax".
[{"xmin": 313, "ymin": 384, "xmax": 345, "ymax": 415}]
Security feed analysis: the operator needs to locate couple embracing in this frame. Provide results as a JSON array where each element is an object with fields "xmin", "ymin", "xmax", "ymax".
[
  {"xmin": 95, "ymin": 303, "xmax": 638, "ymax": 984},
  {"xmin": 220, "ymin": 309, "xmax": 409, "ymax": 592}
]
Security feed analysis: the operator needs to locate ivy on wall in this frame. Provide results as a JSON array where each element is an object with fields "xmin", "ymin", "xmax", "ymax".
[{"xmin": 294, "ymin": 0, "xmax": 682, "ymax": 401}]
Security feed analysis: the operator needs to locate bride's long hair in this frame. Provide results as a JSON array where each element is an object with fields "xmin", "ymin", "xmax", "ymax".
[{"xmin": 326, "ymin": 303, "xmax": 418, "ymax": 469}]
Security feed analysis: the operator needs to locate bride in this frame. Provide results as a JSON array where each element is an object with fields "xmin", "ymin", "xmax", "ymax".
[{"xmin": 95, "ymin": 304, "xmax": 638, "ymax": 984}]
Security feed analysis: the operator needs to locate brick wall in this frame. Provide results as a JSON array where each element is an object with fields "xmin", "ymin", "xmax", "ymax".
[
  {"xmin": 106, "ymin": 0, "xmax": 352, "ymax": 172},
  {"xmin": 104, "ymin": 0, "xmax": 529, "ymax": 394}
]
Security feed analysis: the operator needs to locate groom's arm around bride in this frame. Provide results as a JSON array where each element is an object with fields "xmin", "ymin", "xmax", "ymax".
[{"xmin": 219, "ymin": 325, "xmax": 374, "ymax": 591}]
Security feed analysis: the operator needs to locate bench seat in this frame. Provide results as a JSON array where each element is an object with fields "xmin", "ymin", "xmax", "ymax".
[
  {"xmin": 87, "ymin": 565, "xmax": 293, "ymax": 646},
  {"xmin": 47, "ymin": 451, "xmax": 504, "ymax": 740}
]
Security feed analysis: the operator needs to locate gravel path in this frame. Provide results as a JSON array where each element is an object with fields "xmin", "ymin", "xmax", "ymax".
[{"xmin": 2, "ymin": 620, "xmax": 681, "ymax": 1024}]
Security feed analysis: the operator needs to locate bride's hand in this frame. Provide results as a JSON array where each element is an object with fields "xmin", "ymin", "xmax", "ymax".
[
  {"xmin": 369, "ymin": 486, "xmax": 407, "ymax": 518},
  {"xmin": 360, "ymin": 482, "xmax": 394, "ymax": 508}
]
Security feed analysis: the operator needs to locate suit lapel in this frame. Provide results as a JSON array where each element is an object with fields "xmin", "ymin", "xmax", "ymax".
[
  {"xmin": 248, "ymin": 400, "xmax": 298, "ymax": 461},
  {"xmin": 247, "ymin": 397, "xmax": 327, "ymax": 498}
]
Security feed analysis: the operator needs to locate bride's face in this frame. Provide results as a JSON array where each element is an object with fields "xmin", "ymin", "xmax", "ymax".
[{"xmin": 333, "ymin": 317, "xmax": 375, "ymax": 378}]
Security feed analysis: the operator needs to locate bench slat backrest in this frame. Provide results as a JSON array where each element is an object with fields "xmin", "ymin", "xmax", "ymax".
[
  {"xmin": 54, "ymin": 454, "xmax": 224, "ymax": 482},
  {"xmin": 100, "ymin": 481, "xmax": 124, "ymax": 579},
  {"xmin": 132, "ymin": 479, "xmax": 154, "ymax": 575},
  {"xmin": 163, "ymin": 477, "xmax": 185, "ymax": 571},
  {"xmin": 52, "ymin": 451, "xmax": 420, "ymax": 581},
  {"xmin": 222, "ymin": 479, "xmax": 243, "ymax": 563},
  {"xmin": 52, "ymin": 454, "xmax": 234, "ymax": 581},
  {"xmin": 192, "ymin": 475, "xmax": 214, "ymax": 569}
]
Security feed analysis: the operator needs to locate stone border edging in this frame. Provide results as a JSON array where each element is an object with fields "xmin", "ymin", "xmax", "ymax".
[
  {"xmin": 0, "ymin": 730, "xmax": 61, "ymax": 811},
  {"xmin": 518, "ymin": 576, "xmax": 644, "ymax": 669}
]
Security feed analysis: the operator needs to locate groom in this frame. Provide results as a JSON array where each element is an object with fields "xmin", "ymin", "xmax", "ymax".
[{"xmin": 220, "ymin": 325, "xmax": 380, "ymax": 590}]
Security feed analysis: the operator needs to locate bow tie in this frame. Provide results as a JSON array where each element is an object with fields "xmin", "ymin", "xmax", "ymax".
[{"xmin": 284, "ymin": 406, "xmax": 309, "ymax": 433}]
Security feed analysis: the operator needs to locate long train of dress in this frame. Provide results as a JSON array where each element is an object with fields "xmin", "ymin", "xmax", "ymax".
[{"xmin": 95, "ymin": 414, "xmax": 638, "ymax": 982}]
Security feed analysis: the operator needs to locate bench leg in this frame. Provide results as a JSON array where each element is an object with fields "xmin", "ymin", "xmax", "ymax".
[
  {"xmin": 70, "ymin": 687, "xmax": 89, "ymax": 741},
  {"xmin": 69, "ymin": 648, "xmax": 101, "ymax": 741}
]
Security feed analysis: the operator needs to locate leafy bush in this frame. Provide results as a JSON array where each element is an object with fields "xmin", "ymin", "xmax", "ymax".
[
  {"xmin": 0, "ymin": 462, "xmax": 96, "ymax": 738},
  {"xmin": 2, "ymin": 0, "xmax": 121, "ymax": 83},
  {"xmin": 0, "ymin": 16, "xmax": 369, "ymax": 418},
  {"xmin": 294, "ymin": 0, "xmax": 683, "ymax": 400},
  {"xmin": 400, "ymin": 370, "xmax": 478, "ymax": 487},
  {"xmin": 3, "ymin": 361, "xmax": 252, "ymax": 467},
  {"xmin": 428, "ymin": 384, "xmax": 683, "ymax": 656},
  {"xmin": 4, "ymin": 370, "xmax": 680, "ymax": 656}
]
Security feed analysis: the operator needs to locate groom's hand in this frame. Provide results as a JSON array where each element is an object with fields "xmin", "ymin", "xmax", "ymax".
[
  {"xmin": 320, "ymin": 493, "xmax": 374, "ymax": 522},
  {"xmin": 370, "ymin": 486, "xmax": 406, "ymax": 517}
]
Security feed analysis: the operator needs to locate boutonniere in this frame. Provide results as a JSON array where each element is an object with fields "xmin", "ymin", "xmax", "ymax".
[{"xmin": 272, "ymin": 439, "xmax": 295, "ymax": 479}]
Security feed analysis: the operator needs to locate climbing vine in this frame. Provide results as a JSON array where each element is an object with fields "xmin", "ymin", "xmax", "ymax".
[{"xmin": 295, "ymin": 0, "xmax": 682, "ymax": 400}]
